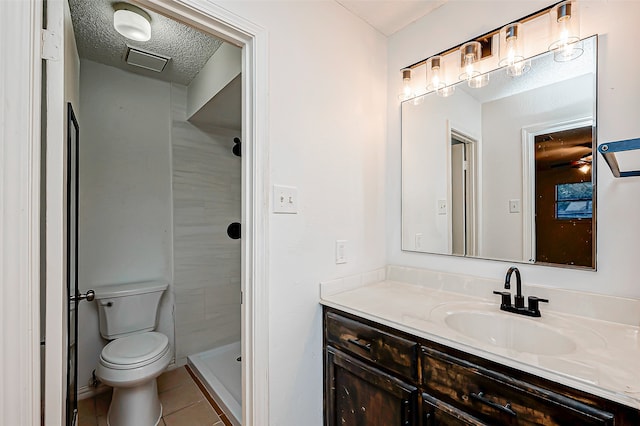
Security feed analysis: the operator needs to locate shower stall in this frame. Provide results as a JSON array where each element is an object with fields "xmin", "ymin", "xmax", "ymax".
[{"xmin": 171, "ymin": 85, "xmax": 242, "ymax": 425}]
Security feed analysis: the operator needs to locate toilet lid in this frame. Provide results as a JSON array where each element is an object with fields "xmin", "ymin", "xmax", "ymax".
[{"xmin": 101, "ymin": 332, "xmax": 169, "ymax": 367}]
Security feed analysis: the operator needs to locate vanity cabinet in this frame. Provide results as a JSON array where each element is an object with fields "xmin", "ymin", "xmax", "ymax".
[{"xmin": 323, "ymin": 307, "xmax": 640, "ymax": 426}]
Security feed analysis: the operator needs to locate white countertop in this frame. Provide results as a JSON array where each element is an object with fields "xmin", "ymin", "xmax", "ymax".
[{"xmin": 320, "ymin": 279, "xmax": 640, "ymax": 410}]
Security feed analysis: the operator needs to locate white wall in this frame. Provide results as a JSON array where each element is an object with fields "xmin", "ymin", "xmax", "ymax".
[
  {"xmin": 480, "ymin": 74, "xmax": 594, "ymax": 261},
  {"xmin": 171, "ymin": 84, "xmax": 241, "ymax": 365},
  {"xmin": 77, "ymin": 60, "xmax": 174, "ymax": 389},
  {"xmin": 216, "ymin": 2, "xmax": 388, "ymax": 424},
  {"xmin": 401, "ymin": 90, "xmax": 481, "ymax": 254},
  {"xmin": 187, "ymin": 43, "xmax": 241, "ymax": 119},
  {"xmin": 388, "ymin": 0, "xmax": 640, "ymax": 298}
]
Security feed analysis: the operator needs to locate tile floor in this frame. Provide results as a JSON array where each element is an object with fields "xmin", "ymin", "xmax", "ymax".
[{"xmin": 77, "ymin": 366, "xmax": 233, "ymax": 426}]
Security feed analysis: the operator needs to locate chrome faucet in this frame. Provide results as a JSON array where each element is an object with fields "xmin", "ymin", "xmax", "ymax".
[{"xmin": 493, "ymin": 266, "xmax": 549, "ymax": 317}]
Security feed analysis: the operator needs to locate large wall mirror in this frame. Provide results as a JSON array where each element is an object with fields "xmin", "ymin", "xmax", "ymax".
[{"xmin": 401, "ymin": 35, "xmax": 597, "ymax": 269}]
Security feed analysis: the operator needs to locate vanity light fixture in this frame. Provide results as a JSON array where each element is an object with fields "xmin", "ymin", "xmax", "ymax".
[
  {"xmin": 427, "ymin": 56, "xmax": 455, "ymax": 97},
  {"xmin": 113, "ymin": 3, "xmax": 152, "ymax": 42},
  {"xmin": 549, "ymin": 0, "xmax": 583, "ymax": 62},
  {"xmin": 499, "ymin": 23, "xmax": 531, "ymax": 77},
  {"xmin": 459, "ymin": 41, "xmax": 489, "ymax": 88}
]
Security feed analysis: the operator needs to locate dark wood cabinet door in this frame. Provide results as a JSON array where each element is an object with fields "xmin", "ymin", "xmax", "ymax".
[{"xmin": 326, "ymin": 347, "xmax": 418, "ymax": 426}]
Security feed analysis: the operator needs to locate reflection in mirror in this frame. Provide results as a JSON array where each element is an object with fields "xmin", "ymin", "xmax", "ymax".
[{"xmin": 401, "ymin": 36, "xmax": 596, "ymax": 269}]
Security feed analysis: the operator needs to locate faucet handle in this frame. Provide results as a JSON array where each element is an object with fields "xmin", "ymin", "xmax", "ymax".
[
  {"xmin": 527, "ymin": 296, "xmax": 549, "ymax": 316},
  {"xmin": 493, "ymin": 291, "xmax": 512, "ymax": 308}
]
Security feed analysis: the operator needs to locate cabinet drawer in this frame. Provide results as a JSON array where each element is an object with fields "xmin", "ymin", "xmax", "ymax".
[
  {"xmin": 325, "ymin": 311, "xmax": 418, "ymax": 381},
  {"xmin": 422, "ymin": 393, "xmax": 489, "ymax": 426},
  {"xmin": 421, "ymin": 346, "xmax": 614, "ymax": 426}
]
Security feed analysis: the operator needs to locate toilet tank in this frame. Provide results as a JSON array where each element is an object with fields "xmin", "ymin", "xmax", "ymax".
[{"xmin": 94, "ymin": 280, "xmax": 168, "ymax": 340}]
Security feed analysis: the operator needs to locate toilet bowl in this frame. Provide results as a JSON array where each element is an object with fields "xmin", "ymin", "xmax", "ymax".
[
  {"xmin": 93, "ymin": 280, "xmax": 170, "ymax": 426},
  {"xmin": 97, "ymin": 332, "xmax": 171, "ymax": 426}
]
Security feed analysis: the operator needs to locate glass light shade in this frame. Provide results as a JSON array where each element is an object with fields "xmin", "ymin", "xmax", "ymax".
[
  {"xmin": 468, "ymin": 73, "xmax": 489, "ymax": 89},
  {"xmin": 459, "ymin": 41, "xmax": 482, "ymax": 81},
  {"xmin": 549, "ymin": 1, "xmax": 583, "ymax": 62},
  {"xmin": 426, "ymin": 56, "xmax": 455, "ymax": 97},
  {"xmin": 398, "ymin": 68, "xmax": 414, "ymax": 101},
  {"xmin": 437, "ymin": 85, "xmax": 456, "ymax": 98},
  {"xmin": 411, "ymin": 94, "xmax": 426, "ymax": 106},
  {"xmin": 426, "ymin": 56, "xmax": 446, "ymax": 92},
  {"xmin": 114, "ymin": 9, "xmax": 151, "ymax": 42},
  {"xmin": 499, "ymin": 23, "xmax": 531, "ymax": 76}
]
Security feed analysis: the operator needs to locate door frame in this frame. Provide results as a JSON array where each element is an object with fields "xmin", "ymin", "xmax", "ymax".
[
  {"xmin": 0, "ymin": 1, "xmax": 43, "ymax": 425},
  {"xmin": 447, "ymin": 122, "xmax": 480, "ymax": 257},
  {"xmin": 521, "ymin": 116, "xmax": 593, "ymax": 264},
  {"xmin": 2, "ymin": 0, "xmax": 270, "ymax": 425}
]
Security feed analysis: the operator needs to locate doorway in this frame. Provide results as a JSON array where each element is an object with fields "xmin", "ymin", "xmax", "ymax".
[
  {"xmin": 522, "ymin": 118, "xmax": 594, "ymax": 267},
  {"xmin": 41, "ymin": 1, "xmax": 269, "ymax": 425},
  {"xmin": 534, "ymin": 126, "xmax": 594, "ymax": 267},
  {"xmin": 450, "ymin": 130, "xmax": 478, "ymax": 256}
]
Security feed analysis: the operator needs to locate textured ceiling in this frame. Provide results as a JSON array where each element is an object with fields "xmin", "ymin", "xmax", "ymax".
[
  {"xmin": 335, "ymin": 0, "xmax": 448, "ymax": 36},
  {"xmin": 68, "ymin": 0, "xmax": 223, "ymax": 85},
  {"xmin": 68, "ymin": 0, "xmax": 447, "ymax": 85}
]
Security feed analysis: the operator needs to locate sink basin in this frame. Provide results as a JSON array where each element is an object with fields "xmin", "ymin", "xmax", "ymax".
[{"xmin": 444, "ymin": 311, "xmax": 577, "ymax": 356}]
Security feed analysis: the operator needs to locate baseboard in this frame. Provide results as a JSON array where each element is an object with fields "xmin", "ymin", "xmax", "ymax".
[{"xmin": 77, "ymin": 383, "xmax": 110, "ymax": 401}]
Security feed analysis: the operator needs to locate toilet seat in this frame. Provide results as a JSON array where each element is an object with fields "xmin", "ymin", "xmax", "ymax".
[{"xmin": 100, "ymin": 332, "xmax": 169, "ymax": 370}]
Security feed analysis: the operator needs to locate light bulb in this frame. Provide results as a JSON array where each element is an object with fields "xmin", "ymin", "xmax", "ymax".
[
  {"xmin": 427, "ymin": 56, "xmax": 446, "ymax": 94},
  {"xmin": 402, "ymin": 79, "xmax": 412, "ymax": 97}
]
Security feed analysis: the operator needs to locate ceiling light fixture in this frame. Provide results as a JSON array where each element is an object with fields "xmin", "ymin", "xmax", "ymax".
[{"xmin": 113, "ymin": 3, "xmax": 151, "ymax": 42}]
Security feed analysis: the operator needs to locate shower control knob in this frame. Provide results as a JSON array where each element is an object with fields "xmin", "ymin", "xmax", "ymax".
[{"xmin": 73, "ymin": 289, "xmax": 95, "ymax": 302}]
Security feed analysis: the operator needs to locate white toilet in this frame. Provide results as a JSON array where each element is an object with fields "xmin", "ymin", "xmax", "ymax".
[{"xmin": 94, "ymin": 280, "xmax": 171, "ymax": 426}]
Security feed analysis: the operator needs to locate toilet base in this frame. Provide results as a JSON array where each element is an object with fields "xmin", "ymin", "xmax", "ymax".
[{"xmin": 107, "ymin": 379, "xmax": 162, "ymax": 426}]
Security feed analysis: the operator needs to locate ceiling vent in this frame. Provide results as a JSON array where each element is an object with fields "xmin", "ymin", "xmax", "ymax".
[{"xmin": 125, "ymin": 46, "xmax": 170, "ymax": 72}]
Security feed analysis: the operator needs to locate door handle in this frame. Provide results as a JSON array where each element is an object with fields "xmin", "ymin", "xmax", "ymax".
[
  {"xmin": 347, "ymin": 337, "xmax": 372, "ymax": 352},
  {"xmin": 72, "ymin": 290, "xmax": 95, "ymax": 302}
]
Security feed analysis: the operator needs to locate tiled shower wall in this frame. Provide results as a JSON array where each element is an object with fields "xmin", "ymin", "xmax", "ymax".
[{"xmin": 171, "ymin": 84, "xmax": 241, "ymax": 365}]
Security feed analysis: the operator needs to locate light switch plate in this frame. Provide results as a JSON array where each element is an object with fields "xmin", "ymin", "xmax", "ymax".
[{"xmin": 273, "ymin": 184, "xmax": 298, "ymax": 214}]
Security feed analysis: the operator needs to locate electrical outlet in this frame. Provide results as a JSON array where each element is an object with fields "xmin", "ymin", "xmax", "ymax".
[
  {"xmin": 509, "ymin": 199, "xmax": 521, "ymax": 213},
  {"xmin": 437, "ymin": 200, "xmax": 447, "ymax": 215},
  {"xmin": 336, "ymin": 240, "xmax": 347, "ymax": 264},
  {"xmin": 415, "ymin": 233, "xmax": 423, "ymax": 250},
  {"xmin": 273, "ymin": 184, "xmax": 298, "ymax": 214}
]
